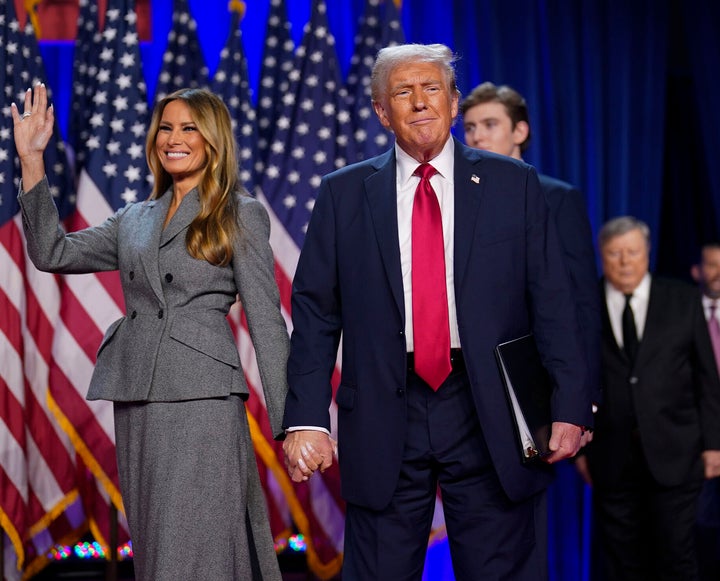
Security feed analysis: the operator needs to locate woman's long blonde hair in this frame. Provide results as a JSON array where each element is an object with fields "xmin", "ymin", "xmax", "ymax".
[{"xmin": 146, "ymin": 88, "xmax": 241, "ymax": 266}]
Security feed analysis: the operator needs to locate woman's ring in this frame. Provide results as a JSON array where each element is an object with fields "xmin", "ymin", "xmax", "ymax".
[{"xmin": 22, "ymin": 112, "xmax": 31, "ymax": 118}]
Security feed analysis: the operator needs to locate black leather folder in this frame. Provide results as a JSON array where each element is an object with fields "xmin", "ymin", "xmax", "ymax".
[{"xmin": 494, "ymin": 334, "xmax": 553, "ymax": 463}]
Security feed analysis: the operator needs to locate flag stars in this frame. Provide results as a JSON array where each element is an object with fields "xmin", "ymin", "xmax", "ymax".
[
  {"xmin": 120, "ymin": 187, "xmax": 138, "ymax": 204},
  {"xmin": 127, "ymin": 143, "xmax": 143, "ymax": 160},
  {"xmin": 102, "ymin": 162, "xmax": 118, "ymax": 177},
  {"xmin": 124, "ymin": 165, "xmax": 142, "ymax": 183},
  {"xmin": 116, "ymin": 75, "xmax": 132, "ymax": 91},
  {"xmin": 106, "ymin": 140, "xmax": 121, "ymax": 155},
  {"xmin": 119, "ymin": 51, "xmax": 136, "ymax": 68},
  {"xmin": 112, "ymin": 95, "xmax": 129, "ymax": 111},
  {"xmin": 266, "ymin": 164, "xmax": 280, "ymax": 179},
  {"xmin": 110, "ymin": 118, "xmax": 125, "ymax": 134},
  {"xmin": 90, "ymin": 112, "xmax": 104, "ymax": 128},
  {"xmin": 97, "ymin": 69, "xmax": 111, "ymax": 84}
]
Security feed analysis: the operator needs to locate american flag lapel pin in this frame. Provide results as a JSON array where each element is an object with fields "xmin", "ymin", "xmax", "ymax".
[{"xmin": 471, "ymin": 174, "xmax": 480, "ymax": 184}]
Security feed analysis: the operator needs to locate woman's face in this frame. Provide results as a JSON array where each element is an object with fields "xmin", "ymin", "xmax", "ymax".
[{"xmin": 155, "ymin": 100, "xmax": 208, "ymax": 186}]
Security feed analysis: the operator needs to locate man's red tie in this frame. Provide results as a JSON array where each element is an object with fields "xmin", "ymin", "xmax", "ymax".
[{"xmin": 411, "ymin": 163, "xmax": 451, "ymax": 390}]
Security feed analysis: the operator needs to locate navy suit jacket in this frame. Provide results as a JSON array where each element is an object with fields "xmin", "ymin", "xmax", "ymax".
[
  {"xmin": 284, "ymin": 138, "xmax": 592, "ymax": 509},
  {"xmin": 539, "ymin": 174, "xmax": 602, "ymax": 405}
]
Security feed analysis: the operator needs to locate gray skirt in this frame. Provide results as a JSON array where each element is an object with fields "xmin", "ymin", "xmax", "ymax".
[{"xmin": 113, "ymin": 395, "xmax": 281, "ymax": 581}]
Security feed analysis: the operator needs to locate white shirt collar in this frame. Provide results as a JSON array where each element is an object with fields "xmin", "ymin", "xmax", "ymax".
[
  {"xmin": 395, "ymin": 137, "xmax": 455, "ymax": 187},
  {"xmin": 605, "ymin": 272, "xmax": 651, "ymax": 303}
]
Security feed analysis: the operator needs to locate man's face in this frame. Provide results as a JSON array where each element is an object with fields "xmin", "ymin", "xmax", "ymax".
[
  {"xmin": 462, "ymin": 101, "xmax": 526, "ymax": 160},
  {"xmin": 373, "ymin": 61, "xmax": 458, "ymax": 162},
  {"xmin": 601, "ymin": 229, "xmax": 650, "ymax": 294},
  {"xmin": 693, "ymin": 247, "xmax": 720, "ymax": 299}
]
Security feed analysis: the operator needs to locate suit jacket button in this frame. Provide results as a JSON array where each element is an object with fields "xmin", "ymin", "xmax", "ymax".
[
  {"xmin": 396, "ymin": 388, "xmax": 405, "ymax": 397},
  {"xmin": 158, "ymin": 309, "xmax": 164, "ymax": 319},
  {"xmin": 165, "ymin": 273, "xmax": 173, "ymax": 283},
  {"xmin": 129, "ymin": 271, "xmax": 135, "ymax": 280},
  {"xmin": 629, "ymin": 376, "xmax": 639, "ymax": 384},
  {"xmin": 130, "ymin": 310, "xmax": 137, "ymax": 319}
]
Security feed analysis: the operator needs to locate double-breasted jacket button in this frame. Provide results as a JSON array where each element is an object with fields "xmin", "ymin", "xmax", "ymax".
[
  {"xmin": 157, "ymin": 309, "xmax": 164, "ymax": 319},
  {"xmin": 129, "ymin": 271, "xmax": 135, "ymax": 280},
  {"xmin": 130, "ymin": 310, "xmax": 137, "ymax": 319},
  {"xmin": 165, "ymin": 273, "xmax": 173, "ymax": 283},
  {"xmin": 629, "ymin": 376, "xmax": 639, "ymax": 385}
]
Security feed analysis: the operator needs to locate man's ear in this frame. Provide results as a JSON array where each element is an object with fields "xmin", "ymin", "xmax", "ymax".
[
  {"xmin": 513, "ymin": 120, "xmax": 530, "ymax": 147},
  {"xmin": 691, "ymin": 264, "xmax": 701, "ymax": 283},
  {"xmin": 373, "ymin": 101, "xmax": 391, "ymax": 129}
]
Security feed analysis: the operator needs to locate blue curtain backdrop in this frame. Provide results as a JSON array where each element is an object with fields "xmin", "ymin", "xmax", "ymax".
[{"xmin": 36, "ymin": 0, "xmax": 719, "ymax": 579}]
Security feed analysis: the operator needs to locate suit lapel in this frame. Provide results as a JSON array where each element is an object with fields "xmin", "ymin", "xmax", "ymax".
[
  {"xmin": 160, "ymin": 189, "xmax": 201, "ymax": 247},
  {"xmin": 634, "ymin": 278, "xmax": 661, "ymax": 367},
  {"xmin": 365, "ymin": 149, "xmax": 405, "ymax": 317},
  {"xmin": 452, "ymin": 139, "xmax": 485, "ymax": 292},
  {"xmin": 140, "ymin": 191, "xmax": 194, "ymax": 300}
]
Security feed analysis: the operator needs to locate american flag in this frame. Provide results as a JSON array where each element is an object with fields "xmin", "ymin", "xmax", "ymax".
[
  {"xmin": 0, "ymin": 2, "xmax": 86, "ymax": 579},
  {"xmin": 153, "ymin": 0, "xmax": 209, "ymax": 103},
  {"xmin": 345, "ymin": 0, "xmax": 405, "ymax": 160},
  {"xmin": 68, "ymin": 0, "xmax": 101, "ymax": 176},
  {"xmin": 210, "ymin": 0, "xmax": 257, "ymax": 190},
  {"xmin": 255, "ymin": 0, "xmax": 294, "ymax": 177},
  {"xmin": 255, "ymin": 0, "xmax": 358, "ymax": 576}
]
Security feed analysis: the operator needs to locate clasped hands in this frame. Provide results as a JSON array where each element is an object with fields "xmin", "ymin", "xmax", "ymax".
[{"xmin": 283, "ymin": 430, "xmax": 337, "ymax": 483}]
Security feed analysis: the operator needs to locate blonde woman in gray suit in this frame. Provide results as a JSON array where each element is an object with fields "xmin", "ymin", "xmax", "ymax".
[{"xmin": 12, "ymin": 85, "xmax": 289, "ymax": 580}]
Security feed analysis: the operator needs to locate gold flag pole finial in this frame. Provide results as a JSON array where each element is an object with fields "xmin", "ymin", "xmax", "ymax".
[
  {"xmin": 24, "ymin": 0, "xmax": 43, "ymax": 37},
  {"xmin": 228, "ymin": 0, "xmax": 246, "ymax": 19},
  {"xmin": 393, "ymin": 0, "xmax": 402, "ymax": 9}
]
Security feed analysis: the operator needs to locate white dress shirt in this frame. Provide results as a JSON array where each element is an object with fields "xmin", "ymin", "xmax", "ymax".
[
  {"xmin": 605, "ymin": 273, "xmax": 651, "ymax": 348},
  {"xmin": 395, "ymin": 137, "xmax": 461, "ymax": 351}
]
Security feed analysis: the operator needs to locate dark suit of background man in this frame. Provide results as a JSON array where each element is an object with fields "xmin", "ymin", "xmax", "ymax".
[
  {"xmin": 282, "ymin": 43, "xmax": 592, "ymax": 581},
  {"xmin": 460, "ymin": 82, "xmax": 602, "ymax": 407},
  {"xmin": 690, "ymin": 242, "xmax": 720, "ymax": 581},
  {"xmin": 577, "ymin": 217, "xmax": 720, "ymax": 581}
]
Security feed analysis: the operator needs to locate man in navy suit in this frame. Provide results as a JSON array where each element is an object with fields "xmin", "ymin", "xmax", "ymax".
[
  {"xmin": 460, "ymin": 81, "xmax": 602, "ymax": 407},
  {"xmin": 282, "ymin": 44, "xmax": 592, "ymax": 580}
]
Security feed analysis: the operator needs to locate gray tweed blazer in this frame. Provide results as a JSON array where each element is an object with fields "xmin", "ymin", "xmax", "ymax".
[{"xmin": 19, "ymin": 177, "xmax": 289, "ymax": 439}]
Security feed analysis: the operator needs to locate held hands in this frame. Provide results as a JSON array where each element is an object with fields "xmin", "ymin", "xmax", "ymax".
[
  {"xmin": 283, "ymin": 430, "xmax": 337, "ymax": 483},
  {"xmin": 11, "ymin": 83, "xmax": 54, "ymax": 189}
]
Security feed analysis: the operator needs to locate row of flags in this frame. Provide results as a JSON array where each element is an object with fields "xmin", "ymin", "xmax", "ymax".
[{"xmin": 0, "ymin": 0, "xmax": 411, "ymax": 579}]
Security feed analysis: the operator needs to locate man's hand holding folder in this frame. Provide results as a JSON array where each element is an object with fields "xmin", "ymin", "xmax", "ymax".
[{"xmin": 495, "ymin": 334, "xmax": 587, "ymax": 464}]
